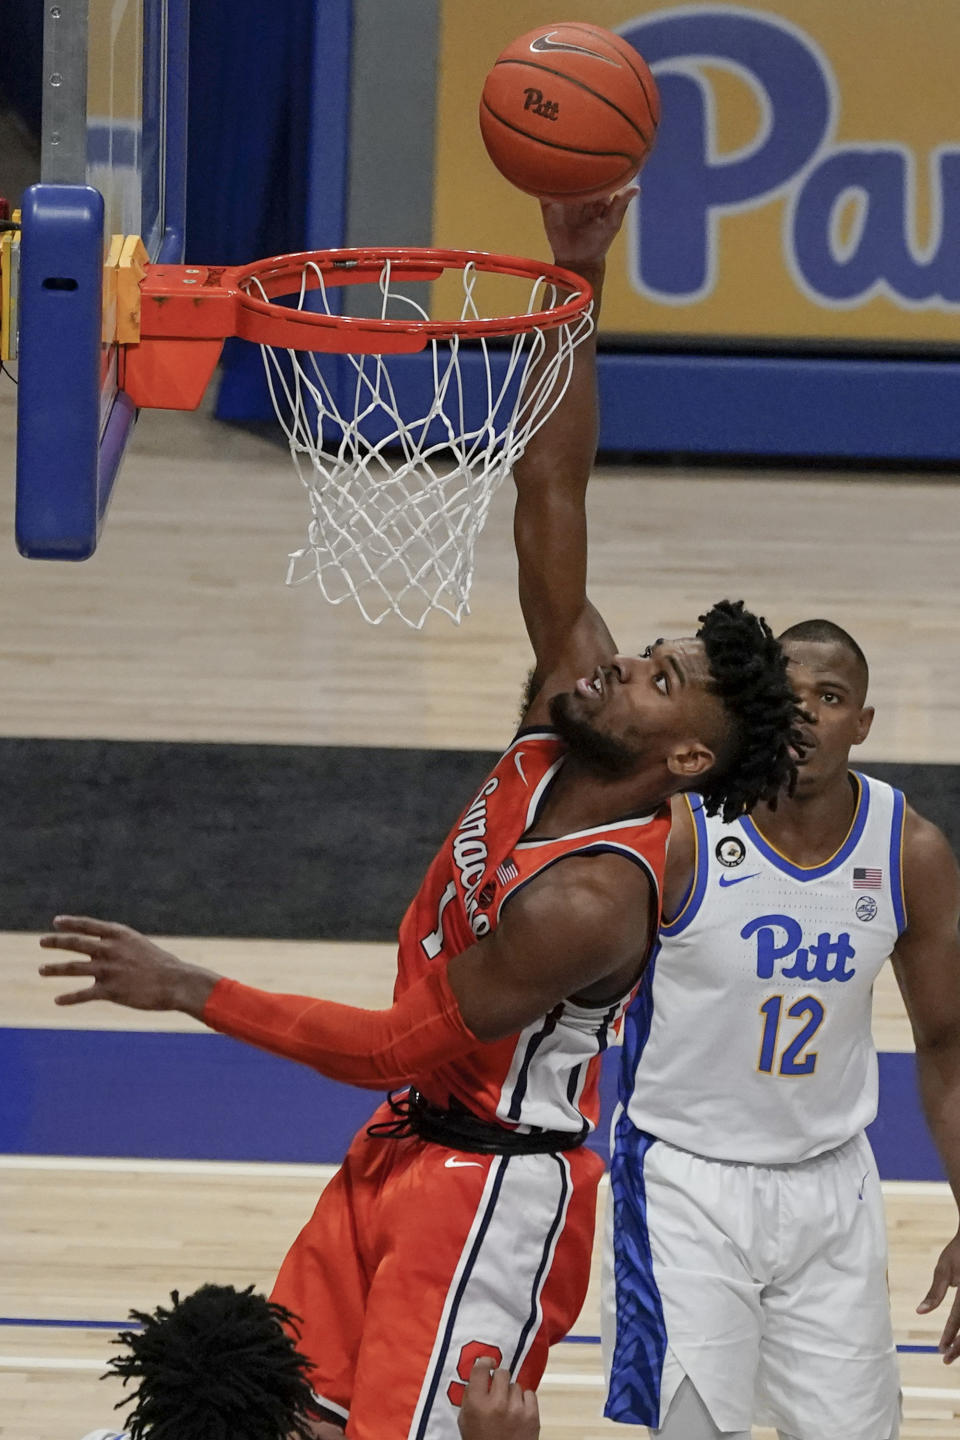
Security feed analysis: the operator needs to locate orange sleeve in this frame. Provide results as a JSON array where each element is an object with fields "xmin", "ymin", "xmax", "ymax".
[{"xmin": 201, "ymin": 962, "xmax": 477, "ymax": 1091}]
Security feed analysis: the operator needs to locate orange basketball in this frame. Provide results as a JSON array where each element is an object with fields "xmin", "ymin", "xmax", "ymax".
[{"xmin": 479, "ymin": 22, "xmax": 660, "ymax": 203}]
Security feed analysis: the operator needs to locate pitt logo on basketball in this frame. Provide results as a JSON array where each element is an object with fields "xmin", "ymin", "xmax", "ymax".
[
  {"xmin": 453, "ymin": 778, "xmax": 499, "ymax": 938},
  {"xmin": 741, "ymin": 914, "xmax": 857, "ymax": 984},
  {"xmin": 522, "ymin": 89, "xmax": 560, "ymax": 122}
]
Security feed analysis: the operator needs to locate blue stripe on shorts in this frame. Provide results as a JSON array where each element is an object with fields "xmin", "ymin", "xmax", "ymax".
[{"xmin": 604, "ymin": 1114, "xmax": 667, "ymax": 1426}]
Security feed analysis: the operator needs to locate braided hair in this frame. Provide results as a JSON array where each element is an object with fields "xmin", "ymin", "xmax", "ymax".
[
  {"xmin": 106, "ymin": 1284, "xmax": 320, "ymax": 1440},
  {"xmin": 696, "ymin": 599, "xmax": 807, "ymax": 822}
]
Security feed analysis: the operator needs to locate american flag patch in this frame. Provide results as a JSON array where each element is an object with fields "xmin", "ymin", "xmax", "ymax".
[
  {"xmin": 496, "ymin": 858, "xmax": 519, "ymax": 885},
  {"xmin": 853, "ymin": 867, "xmax": 882, "ymax": 889}
]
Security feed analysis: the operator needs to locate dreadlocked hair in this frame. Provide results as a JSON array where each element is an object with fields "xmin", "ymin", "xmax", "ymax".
[
  {"xmin": 696, "ymin": 599, "xmax": 807, "ymax": 823},
  {"xmin": 105, "ymin": 1284, "xmax": 320, "ymax": 1440}
]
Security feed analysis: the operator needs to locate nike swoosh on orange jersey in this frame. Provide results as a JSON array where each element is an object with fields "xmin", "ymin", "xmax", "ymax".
[{"xmin": 444, "ymin": 1157, "xmax": 483, "ymax": 1169}]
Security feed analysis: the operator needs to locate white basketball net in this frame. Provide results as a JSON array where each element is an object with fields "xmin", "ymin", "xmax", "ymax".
[{"xmin": 254, "ymin": 258, "xmax": 593, "ymax": 628}]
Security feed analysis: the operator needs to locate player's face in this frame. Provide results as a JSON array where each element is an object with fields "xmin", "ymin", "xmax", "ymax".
[
  {"xmin": 785, "ymin": 640, "xmax": 873, "ymax": 789},
  {"xmin": 550, "ymin": 637, "xmax": 725, "ymax": 782}
]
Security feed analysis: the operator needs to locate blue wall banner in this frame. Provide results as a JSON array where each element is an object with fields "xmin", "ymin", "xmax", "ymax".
[{"xmin": 435, "ymin": 2, "xmax": 960, "ymax": 349}]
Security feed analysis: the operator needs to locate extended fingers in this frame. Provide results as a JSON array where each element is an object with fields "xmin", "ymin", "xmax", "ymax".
[
  {"xmin": 52, "ymin": 915, "xmax": 129, "ymax": 937},
  {"xmin": 39, "ymin": 933, "xmax": 105, "ymax": 957},
  {"xmin": 53, "ymin": 983, "xmax": 105, "ymax": 1006},
  {"xmin": 38, "ymin": 956, "xmax": 105, "ymax": 1003},
  {"xmin": 38, "ymin": 959, "xmax": 99, "ymax": 977},
  {"xmin": 940, "ymin": 1291, "xmax": 960, "ymax": 1362}
]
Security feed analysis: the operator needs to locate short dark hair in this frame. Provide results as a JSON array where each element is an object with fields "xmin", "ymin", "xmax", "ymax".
[
  {"xmin": 697, "ymin": 599, "xmax": 806, "ymax": 822},
  {"xmin": 106, "ymin": 1284, "xmax": 319, "ymax": 1440},
  {"xmin": 778, "ymin": 618, "xmax": 869, "ymax": 697}
]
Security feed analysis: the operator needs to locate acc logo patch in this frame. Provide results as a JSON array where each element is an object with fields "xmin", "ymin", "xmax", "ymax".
[
  {"xmin": 855, "ymin": 895, "xmax": 878, "ymax": 922},
  {"xmin": 716, "ymin": 836, "xmax": 746, "ymax": 868}
]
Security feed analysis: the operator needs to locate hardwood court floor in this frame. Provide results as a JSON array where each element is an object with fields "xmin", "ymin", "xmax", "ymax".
[
  {"xmin": 2, "ymin": 1157, "xmax": 958, "ymax": 1440},
  {"xmin": 5, "ymin": 934, "xmax": 960, "ymax": 1438},
  {"xmin": 0, "ymin": 386, "xmax": 957, "ymax": 760}
]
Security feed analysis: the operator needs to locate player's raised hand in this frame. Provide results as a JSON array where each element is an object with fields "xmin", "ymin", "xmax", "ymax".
[
  {"xmin": 541, "ymin": 185, "xmax": 638, "ymax": 271},
  {"xmin": 458, "ymin": 1357, "xmax": 539, "ymax": 1439},
  {"xmin": 38, "ymin": 915, "xmax": 220, "ymax": 1015},
  {"xmin": 917, "ymin": 1227, "xmax": 960, "ymax": 1362}
]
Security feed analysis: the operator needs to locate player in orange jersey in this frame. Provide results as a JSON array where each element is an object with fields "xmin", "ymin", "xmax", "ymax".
[{"xmin": 41, "ymin": 193, "xmax": 804, "ymax": 1440}]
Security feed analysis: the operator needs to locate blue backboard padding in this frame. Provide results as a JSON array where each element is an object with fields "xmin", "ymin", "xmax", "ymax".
[
  {"xmin": 0, "ymin": 1027, "xmax": 938, "ymax": 1179},
  {"xmin": 213, "ymin": 345, "xmax": 960, "ymax": 463},
  {"xmin": 16, "ymin": 0, "xmax": 189, "ymax": 562},
  {"xmin": 16, "ymin": 187, "xmax": 105, "ymax": 559}
]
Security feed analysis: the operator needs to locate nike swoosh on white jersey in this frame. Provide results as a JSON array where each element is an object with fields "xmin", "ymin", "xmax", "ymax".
[
  {"xmin": 444, "ymin": 1156, "xmax": 483, "ymax": 1169},
  {"xmin": 718, "ymin": 871, "xmax": 761, "ymax": 887},
  {"xmin": 514, "ymin": 750, "xmax": 528, "ymax": 785},
  {"xmin": 529, "ymin": 31, "xmax": 618, "ymax": 65}
]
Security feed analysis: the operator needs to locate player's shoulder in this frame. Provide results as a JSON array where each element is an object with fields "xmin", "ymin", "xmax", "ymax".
[
  {"xmin": 901, "ymin": 800, "xmax": 957, "ymax": 872},
  {"xmin": 509, "ymin": 848, "xmax": 654, "ymax": 939}
]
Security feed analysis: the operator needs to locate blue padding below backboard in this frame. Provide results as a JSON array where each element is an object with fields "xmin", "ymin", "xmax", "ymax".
[
  {"xmin": 16, "ymin": 186, "xmax": 104, "ymax": 559},
  {"xmin": 0, "ymin": 1026, "xmax": 941, "ymax": 1179},
  {"xmin": 215, "ymin": 344, "xmax": 960, "ymax": 463}
]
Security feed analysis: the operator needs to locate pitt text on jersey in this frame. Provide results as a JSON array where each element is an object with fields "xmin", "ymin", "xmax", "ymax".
[{"xmin": 742, "ymin": 914, "xmax": 856, "ymax": 984}]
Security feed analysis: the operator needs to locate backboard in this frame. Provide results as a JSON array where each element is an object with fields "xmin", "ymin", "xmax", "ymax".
[{"xmin": 15, "ymin": 0, "xmax": 188, "ymax": 559}]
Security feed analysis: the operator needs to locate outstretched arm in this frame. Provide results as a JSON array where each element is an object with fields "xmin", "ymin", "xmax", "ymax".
[
  {"xmin": 513, "ymin": 191, "xmax": 636, "ymax": 724},
  {"xmin": 890, "ymin": 809, "xmax": 960, "ymax": 1360},
  {"xmin": 38, "ymin": 859, "xmax": 651, "ymax": 1089}
]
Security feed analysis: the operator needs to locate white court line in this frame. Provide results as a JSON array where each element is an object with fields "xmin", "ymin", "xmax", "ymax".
[
  {"xmin": 0, "ymin": 1155, "xmax": 337, "ymax": 1180},
  {"xmin": 3, "ymin": 1355, "xmax": 958, "ymax": 1405},
  {"xmin": 0, "ymin": 1157, "xmax": 952, "ymax": 1199},
  {"xmin": 539, "ymin": 1375, "xmax": 959, "ymax": 1402},
  {"xmin": 0, "ymin": 1357, "xmax": 106, "ymax": 1372},
  {"xmin": 882, "ymin": 1180, "xmax": 955, "ymax": 1197}
]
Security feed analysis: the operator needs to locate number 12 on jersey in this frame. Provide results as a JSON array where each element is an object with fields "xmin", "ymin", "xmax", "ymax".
[{"xmin": 757, "ymin": 994, "xmax": 825, "ymax": 1076}]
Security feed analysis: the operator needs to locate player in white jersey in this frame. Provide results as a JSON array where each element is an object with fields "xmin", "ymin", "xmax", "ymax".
[{"xmin": 604, "ymin": 619, "xmax": 960, "ymax": 1440}]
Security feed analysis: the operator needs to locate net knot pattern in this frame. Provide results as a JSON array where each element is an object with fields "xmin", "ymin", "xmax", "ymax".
[{"xmin": 252, "ymin": 259, "xmax": 593, "ymax": 628}]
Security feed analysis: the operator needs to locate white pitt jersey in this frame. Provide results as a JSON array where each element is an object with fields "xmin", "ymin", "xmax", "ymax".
[{"xmin": 622, "ymin": 773, "xmax": 907, "ymax": 1164}]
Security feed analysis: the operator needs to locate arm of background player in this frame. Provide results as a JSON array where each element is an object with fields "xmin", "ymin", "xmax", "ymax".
[
  {"xmin": 37, "ymin": 866, "xmax": 650, "ymax": 1089},
  {"xmin": 512, "ymin": 193, "xmax": 636, "ymax": 721},
  {"xmin": 889, "ymin": 808, "xmax": 960, "ymax": 1360}
]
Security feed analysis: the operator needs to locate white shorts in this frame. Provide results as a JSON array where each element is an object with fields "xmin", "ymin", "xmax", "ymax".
[{"xmin": 601, "ymin": 1116, "xmax": 901, "ymax": 1440}]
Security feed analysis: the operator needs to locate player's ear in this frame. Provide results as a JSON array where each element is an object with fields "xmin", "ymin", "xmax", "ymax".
[
  {"xmin": 853, "ymin": 705, "xmax": 874, "ymax": 745},
  {"xmin": 666, "ymin": 739, "xmax": 715, "ymax": 780}
]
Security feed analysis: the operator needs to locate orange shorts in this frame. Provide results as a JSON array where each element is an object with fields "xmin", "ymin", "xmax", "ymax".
[{"xmin": 271, "ymin": 1099, "xmax": 604, "ymax": 1440}]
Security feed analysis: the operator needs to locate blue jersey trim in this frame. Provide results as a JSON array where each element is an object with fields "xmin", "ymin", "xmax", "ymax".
[
  {"xmin": 889, "ymin": 787, "xmax": 907, "ymax": 934},
  {"xmin": 619, "ymin": 947, "xmax": 658, "ymax": 1109},
  {"xmin": 604, "ymin": 1114, "xmax": 666, "ymax": 1426},
  {"xmin": 660, "ymin": 797, "xmax": 708, "ymax": 936},
  {"xmin": 740, "ymin": 772, "xmax": 869, "ymax": 882}
]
